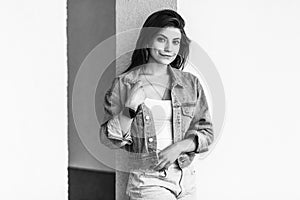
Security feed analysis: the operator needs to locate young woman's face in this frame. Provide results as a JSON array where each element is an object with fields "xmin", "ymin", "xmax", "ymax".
[{"xmin": 148, "ymin": 27, "xmax": 181, "ymax": 65}]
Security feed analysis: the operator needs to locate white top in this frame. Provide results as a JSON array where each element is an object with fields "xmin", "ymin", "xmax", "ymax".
[{"xmin": 144, "ymin": 98, "xmax": 173, "ymax": 151}]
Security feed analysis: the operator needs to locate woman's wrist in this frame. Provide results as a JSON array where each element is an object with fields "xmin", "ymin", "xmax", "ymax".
[
  {"xmin": 122, "ymin": 107, "xmax": 138, "ymax": 119},
  {"xmin": 118, "ymin": 110, "xmax": 134, "ymax": 136},
  {"xmin": 124, "ymin": 100, "xmax": 139, "ymax": 110},
  {"xmin": 177, "ymin": 136, "xmax": 197, "ymax": 153}
]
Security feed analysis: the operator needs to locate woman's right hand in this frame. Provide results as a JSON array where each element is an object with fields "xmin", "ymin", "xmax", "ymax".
[{"xmin": 125, "ymin": 80, "xmax": 146, "ymax": 110}]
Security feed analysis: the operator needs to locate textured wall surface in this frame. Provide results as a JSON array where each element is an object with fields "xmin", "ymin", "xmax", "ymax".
[
  {"xmin": 115, "ymin": 1, "xmax": 177, "ymax": 199},
  {"xmin": 68, "ymin": 0, "xmax": 115, "ymax": 172}
]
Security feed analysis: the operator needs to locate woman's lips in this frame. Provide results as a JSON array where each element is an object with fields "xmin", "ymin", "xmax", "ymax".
[{"xmin": 158, "ymin": 52, "xmax": 175, "ymax": 58}]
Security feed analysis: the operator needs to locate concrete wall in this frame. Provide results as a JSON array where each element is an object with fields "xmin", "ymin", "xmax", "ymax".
[{"xmin": 68, "ymin": 0, "xmax": 115, "ymax": 172}]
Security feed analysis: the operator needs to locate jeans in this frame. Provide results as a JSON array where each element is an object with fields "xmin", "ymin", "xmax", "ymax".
[{"xmin": 126, "ymin": 163, "xmax": 197, "ymax": 200}]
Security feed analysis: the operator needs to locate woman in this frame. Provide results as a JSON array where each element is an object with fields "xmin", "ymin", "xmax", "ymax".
[{"xmin": 100, "ymin": 9, "xmax": 214, "ymax": 200}]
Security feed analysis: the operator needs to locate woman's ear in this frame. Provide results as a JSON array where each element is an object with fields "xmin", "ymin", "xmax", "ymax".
[{"xmin": 142, "ymin": 48, "xmax": 149, "ymax": 62}]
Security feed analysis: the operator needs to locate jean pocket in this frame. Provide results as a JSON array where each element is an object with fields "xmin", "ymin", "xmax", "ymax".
[
  {"xmin": 181, "ymin": 165, "xmax": 197, "ymax": 195},
  {"xmin": 184, "ymin": 164, "xmax": 196, "ymax": 183},
  {"xmin": 127, "ymin": 171, "xmax": 144, "ymax": 190},
  {"xmin": 188, "ymin": 165, "xmax": 196, "ymax": 176}
]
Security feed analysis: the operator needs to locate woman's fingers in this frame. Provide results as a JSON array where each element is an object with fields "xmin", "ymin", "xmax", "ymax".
[
  {"xmin": 154, "ymin": 161, "xmax": 166, "ymax": 171},
  {"xmin": 164, "ymin": 163, "xmax": 171, "ymax": 170},
  {"xmin": 131, "ymin": 80, "xmax": 143, "ymax": 92},
  {"xmin": 125, "ymin": 80, "xmax": 145, "ymax": 108},
  {"xmin": 154, "ymin": 157, "xmax": 170, "ymax": 171}
]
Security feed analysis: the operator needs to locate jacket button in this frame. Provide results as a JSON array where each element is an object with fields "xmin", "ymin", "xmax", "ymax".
[
  {"xmin": 145, "ymin": 115, "xmax": 150, "ymax": 121},
  {"xmin": 148, "ymin": 137, "xmax": 153, "ymax": 142}
]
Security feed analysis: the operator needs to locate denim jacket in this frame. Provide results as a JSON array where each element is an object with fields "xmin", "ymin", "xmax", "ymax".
[{"xmin": 99, "ymin": 65, "xmax": 214, "ymax": 170}]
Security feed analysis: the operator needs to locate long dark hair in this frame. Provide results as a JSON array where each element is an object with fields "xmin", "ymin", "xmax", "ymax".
[{"xmin": 123, "ymin": 9, "xmax": 191, "ymax": 73}]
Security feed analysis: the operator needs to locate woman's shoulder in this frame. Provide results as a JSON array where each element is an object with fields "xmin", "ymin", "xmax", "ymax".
[
  {"xmin": 115, "ymin": 67, "xmax": 141, "ymax": 83},
  {"xmin": 172, "ymin": 68, "xmax": 200, "ymax": 85}
]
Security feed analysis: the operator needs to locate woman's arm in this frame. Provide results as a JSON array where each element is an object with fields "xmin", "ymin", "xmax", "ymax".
[
  {"xmin": 154, "ymin": 77, "xmax": 214, "ymax": 171},
  {"xmin": 153, "ymin": 135, "xmax": 197, "ymax": 171},
  {"xmin": 99, "ymin": 78, "xmax": 145, "ymax": 149},
  {"xmin": 118, "ymin": 80, "xmax": 145, "ymax": 133},
  {"xmin": 183, "ymin": 77, "xmax": 214, "ymax": 154},
  {"xmin": 175, "ymin": 134, "xmax": 197, "ymax": 153},
  {"xmin": 99, "ymin": 77, "xmax": 133, "ymax": 149}
]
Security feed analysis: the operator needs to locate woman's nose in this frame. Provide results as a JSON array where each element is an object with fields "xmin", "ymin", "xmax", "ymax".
[{"xmin": 164, "ymin": 41, "xmax": 172, "ymax": 52}]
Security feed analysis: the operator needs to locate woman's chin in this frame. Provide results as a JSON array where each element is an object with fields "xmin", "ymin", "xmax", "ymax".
[
  {"xmin": 157, "ymin": 60, "xmax": 172, "ymax": 65},
  {"xmin": 155, "ymin": 57, "xmax": 175, "ymax": 65}
]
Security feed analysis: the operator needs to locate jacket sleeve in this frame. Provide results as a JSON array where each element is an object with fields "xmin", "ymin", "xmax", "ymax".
[
  {"xmin": 99, "ymin": 77, "xmax": 133, "ymax": 149},
  {"xmin": 184, "ymin": 77, "xmax": 214, "ymax": 154}
]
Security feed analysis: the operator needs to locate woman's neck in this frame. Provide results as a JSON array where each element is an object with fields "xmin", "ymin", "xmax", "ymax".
[{"xmin": 142, "ymin": 62, "xmax": 168, "ymax": 76}]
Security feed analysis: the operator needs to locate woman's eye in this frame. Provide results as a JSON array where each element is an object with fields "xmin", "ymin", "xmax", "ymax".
[
  {"xmin": 173, "ymin": 40, "xmax": 180, "ymax": 45},
  {"xmin": 157, "ymin": 37, "xmax": 166, "ymax": 42}
]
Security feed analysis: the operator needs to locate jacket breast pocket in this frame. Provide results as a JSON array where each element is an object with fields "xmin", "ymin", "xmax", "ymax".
[
  {"xmin": 181, "ymin": 106, "xmax": 194, "ymax": 118},
  {"xmin": 180, "ymin": 102, "xmax": 196, "ymax": 133},
  {"xmin": 181, "ymin": 102, "xmax": 196, "ymax": 118}
]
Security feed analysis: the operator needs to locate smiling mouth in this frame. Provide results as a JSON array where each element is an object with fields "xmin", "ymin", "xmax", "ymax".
[{"xmin": 158, "ymin": 52, "xmax": 175, "ymax": 58}]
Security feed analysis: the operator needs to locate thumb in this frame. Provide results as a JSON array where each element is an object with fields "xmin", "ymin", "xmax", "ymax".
[{"xmin": 132, "ymin": 80, "xmax": 143, "ymax": 91}]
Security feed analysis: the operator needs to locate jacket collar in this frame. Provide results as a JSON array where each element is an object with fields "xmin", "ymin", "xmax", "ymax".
[{"xmin": 123, "ymin": 65, "xmax": 184, "ymax": 88}]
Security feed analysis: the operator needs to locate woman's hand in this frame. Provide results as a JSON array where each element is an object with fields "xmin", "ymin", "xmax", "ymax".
[
  {"xmin": 153, "ymin": 142, "xmax": 182, "ymax": 171},
  {"xmin": 125, "ymin": 80, "xmax": 146, "ymax": 110},
  {"xmin": 153, "ymin": 136, "xmax": 197, "ymax": 171}
]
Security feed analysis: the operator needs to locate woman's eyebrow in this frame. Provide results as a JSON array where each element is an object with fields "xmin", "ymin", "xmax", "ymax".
[{"xmin": 157, "ymin": 33, "xmax": 181, "ymax": 40}]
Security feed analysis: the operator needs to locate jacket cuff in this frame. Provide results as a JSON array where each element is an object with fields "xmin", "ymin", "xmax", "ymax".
[
  {"xmin": 185, "ymin": 130, "xmax": 209, "ymax": 153},
  {"xmin": 107, "ymin": 115, "xmax": 132, "ymax": 145}
]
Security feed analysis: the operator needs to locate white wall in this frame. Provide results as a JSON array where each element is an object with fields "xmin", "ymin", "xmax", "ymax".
[
  {"xmin": 0, "ymin": 1, "xmax": 67, "ymax": 200},
  {"xmin": 178, "ymin": 0, "xmax": 300, "ymax": 199}
]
